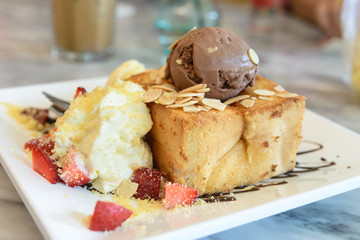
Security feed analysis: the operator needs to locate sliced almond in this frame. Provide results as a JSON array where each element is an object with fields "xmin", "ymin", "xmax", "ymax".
[
  {"xmin": 274, "ymin": 85, "xmax": 285, "ymax": 92},
  {"xmin": 202, "ymin": 98, "xmax": 227, "ymax": 111},
  {"xmin": 195, "ymin": 88, "xmax": 210, "ymax": 93},
  {"xmin": 162, "ymin": 83, "xmax": 176, "ymax": 90},
  {"xmin": 276, "ymin": 92, "xmax": 298, "ymax": 98},
  {"xmin": 149, "ymin": 69, "xmax": 158, "ymax": 81},
  {"xmin": 192, "ymin": 95, "xmax": 205, "ymax": 101},
  {"xmin": 116, "ymin": 180, "xmax": 139, "ymax": 198},
  {"xmin": 223, "ymin": 94, "xmax": 250, "ymax": 105},
  {"xmin": 151, "ymin": 84, "xmax": 177, "ymax": 92},
  {"xmin": 240, "ymin": 99, "xmax": 255, "ymax": 108},
  {"xmin": 197, "ymin": 105, "xmax": 209, "ymax": 111},
  {"xmin": 158, "ymin": 92, "xmax": 178, "ymax": 105},
  {"xmin": 259, "ymin": 96, "xmax": 274, "ymax": 101},
  {"xmin": 176, "ymin": 59, "xmax": 182, "ymax": 65},
  {"xmin": 254, "ymin": 89, "xmax": 275, "ymax": 96},
  {"xmin": 183, "ymin": 105, "xmax": 201, "ymax": 112},
  {"xmin": 168, "ymin": 27, "xmax": 197, "ymax": 50},
  {"xmin": 158, "ymin": 65, "xmax": 166, "ymax": 79},
  {"xmin": 166, "ymin": 100, "xmax": 199, "ymax": 108},
  {"xmin": 143, "ymin": 88, "xmax": 163, "ymax": 103},
  {"xmin": 179, "ymin": 84, "xmax": 207, "ymax": 93},
  {"xmin": 207, "ymin": 46, "xmax": 218, "ymax": 53},
  {"xmin": 177, "ymin": 92, "xmax": 205, "ymax": 98},
  {"xmin": 175, "ymin": 96, "xmax": 193, "ymax": 104},
  {"xmin": 248, "ymin": 48, "xmax": 259, "ymax": 65},
  {"xmin": 155, "ymin": 76, "xmax": 162, "ymax": 84}
]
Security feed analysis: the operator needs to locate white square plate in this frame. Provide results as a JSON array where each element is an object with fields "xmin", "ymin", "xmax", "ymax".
[{"xmin": 0, "ymin": 78, "xmax": 360, "ymax": 240}]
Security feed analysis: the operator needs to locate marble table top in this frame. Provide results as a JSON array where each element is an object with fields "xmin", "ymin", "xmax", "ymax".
[{"xmin": 0, "ymin": 0, "xmax": 359, "ymax": 239}]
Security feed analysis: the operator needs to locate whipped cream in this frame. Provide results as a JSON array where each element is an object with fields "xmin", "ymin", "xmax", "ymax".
[{"xmin": 54, "ymin": 80, "xmax": 153, "ymax": 193}]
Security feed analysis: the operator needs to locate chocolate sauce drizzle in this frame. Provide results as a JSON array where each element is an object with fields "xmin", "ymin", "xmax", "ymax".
[{"xmin": 198, "ymin": 140, "xmax": 335, "ymax": 203}]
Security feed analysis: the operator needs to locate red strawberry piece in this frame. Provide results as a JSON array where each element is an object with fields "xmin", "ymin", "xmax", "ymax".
[
  {"xmin": 43, "ymin": 127, "xmax": 57, "ymax": 138},
  {"xmin": 130, "ymin": 167, "xmax": 162, "ymax": 200},
  {"xmin": 89, "ymin": 201, "xmax": 133, "ymax": 231},
  {"xmin": 163, "ymin": 182, "xmax": 199, "ymax": 209},
  {"xmin": 32, "ymin": 147, "xmax": 61, "ymax": 184},
  {"xmin": 60, "ymin": 145, "xmax": 91, "ymax": 187},
  {"xmin": 73, "ymin": 87, "xmax": 87, "ymax": 99},
  {"xmin": 24, "ymin": 137, "xmax": 55, "ymax": 156},
  {"xmin": 21, "ymin": 107, "xmax": 49, "ymax": 125}
]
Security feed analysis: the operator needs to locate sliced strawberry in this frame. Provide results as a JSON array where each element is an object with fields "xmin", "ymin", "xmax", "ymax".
[
  {"xmin": 60, "ymin": 145, "xmax": 91, "ymax": 187},
  {"xmin": 43, "ymin": 127, "xmax": 57, "ymax": 138},
  {"xmin": 73, "ymin": 87, "xmax": 87, "ymax": 99},
  {"xmin": 89, "ymin": 201, "xmax": 132, "ymax": 231},
  {"xmin": 24, "ymin": 136, "xmax": 54, "ymax": 156},
  {"xmin": 32, "ymin": 147, "xmax": 61, "ymax": 184},
  {"xmin": 21, "ymin": 107, "xmax": 49, "ymax": 125},
  {"xmin": 130, "ymin": 167, "xmax": 162, "ymax": 200},
  {"xmin": 163, "ymin": 182, "xmax": 199, "ymax": 209}
]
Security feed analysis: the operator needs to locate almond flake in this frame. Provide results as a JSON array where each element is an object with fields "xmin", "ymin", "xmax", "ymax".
[
  {"xmin": 176, "ymin": 59, "xmax": 182, "ymax": 65},
  {"xmin": 179, "ymin": 84, "xmax": 207, "ymax": 93},
  {"xmin": 202, "ymin": 98, "xmax": 227, "ymax": 111},
  {"xmin": 143, "ymin": 88, "xmax": 163, "ymax": 103},
  {"xmin": 240, "ymin": 99, "xmax": 255, "ymax": 108},
  {"xmin": 276, "ymin": 92, "xmax": 298, "ymax": 98},
  {"xmin": 116, "ymin": 180, "xmax": 139, "ymax": 198},
  {"xmin": 207, "ymin": 46, "xmax": 218, "ymax": 53},
  {"xmin": 248, "ymin": 48, "xmax": 259, "ymax": 65},
  {"xmin": 254, "ymin": 89, "xmax": 275, "ymax": 96},
  {"xmin": 195, "ymin": 88, "xmax": 210, "ymax": 93},
  {"xmin": 162, "ymin": 83, "xmax": 176, "ymax": 90},
  {"xmin": 155, "ymin": 76, "xmax": 162, "ymax": 84},
  {"xmin": 197, "ymin": 106, "xmax": 209, "ymax": 111},
  {"xmin": 158, "ymin": 65, "xmax": 166, "ymax": 78},
  {"xmin": 177, "ymin": 92, "xmax": 205, "ymax": 98},
  {"xmin": 192, "ymin": 95, "xmax": 205, "ymax": 101},
  {"xmin": 166, "ymin": 100, "xmax": 199, "ymax": 108},
  {"xmin": 175, "ymin": 97, "xmax": 192, "ymax": 104},
  {"xmin": 223, "ymin": 94, "xmax": 250, "ymax": 105},
  {"xmin": 149, "ymin": 69, "xmax": 158, "ymax": 81},
  {"xmin": 259, "ymin": 96, "xmax": 274, "ymax": 101},
  {"xmin": 151, "ymin": 84, "xmax": 177, "ymax": 92},
  {"xmin": 274, "ymin": 85, "xmax": 285, "ymax": 92},
  {"xmin": 158, "ymin": 92, "xmax": 178, "ymax": 105},
  {"xmin": 183, "ymin": 105, "xmax": 201, "ymax": 112}
]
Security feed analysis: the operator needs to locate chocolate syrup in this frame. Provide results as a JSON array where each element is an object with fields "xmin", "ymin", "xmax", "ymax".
[
  {"xmin": 198, "ymin": 140, "xmax": 335, "ymax": 203},
  {"xmin": 296, "ymin": 140, "xmax": 323, "ymax": 155}
]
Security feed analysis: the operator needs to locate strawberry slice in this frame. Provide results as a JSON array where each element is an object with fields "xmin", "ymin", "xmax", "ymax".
[
  {"xmin": 60, "ymin": 145, "xmax": 91, "ymax": 187},
  {"xmin": 130, "ymin": 167, "xmax": 162, "ymax": 200},
  {"xmin": 32, "ymin": 147, "xmax": 61, "ymax": 184},
  {"xmin": 89, "ymin": 201, "xmax": 133, "ymax": 231},
  {"xmin": 73, "ymin": 87, "xmax": 87, "ymax": 99},
  {"xmin": 21, "ymin": 107, "xmax": 49, "ymax": 125},
  {"xmin": 24, "ymin": 136, "xmax": 54, "ymax": 156},
  {"xmin": 163, "ymin": 182, "xmax": 199, "ymax": 209},
  {"xmin": 43, "ymin": 127, "xmax": 57, "ymax": 138}
]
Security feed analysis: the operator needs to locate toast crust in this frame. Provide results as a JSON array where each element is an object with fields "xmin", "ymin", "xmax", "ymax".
[{"xmin": 126, "ymin": 73, "xmax": 306, "ymax": 194}]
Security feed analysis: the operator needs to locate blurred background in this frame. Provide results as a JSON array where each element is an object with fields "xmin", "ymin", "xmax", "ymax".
[
  {"xmin": 1, "ymin": 0, "xmax": 360, "ymax": 239},
  {"xmin": 0, "ymin": 0, "xmax": 358, "ymax": 131}
]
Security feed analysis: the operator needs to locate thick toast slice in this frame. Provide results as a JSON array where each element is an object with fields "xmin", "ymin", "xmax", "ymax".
[{"xmin": 127, "ymin": 73, "xmax": 305, "ymax": 195}]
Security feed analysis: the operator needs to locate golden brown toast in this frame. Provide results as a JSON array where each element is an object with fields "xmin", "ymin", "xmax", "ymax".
[{"xmin": 126, "ymin": 73, "xmax": 306, "ymax": 195}]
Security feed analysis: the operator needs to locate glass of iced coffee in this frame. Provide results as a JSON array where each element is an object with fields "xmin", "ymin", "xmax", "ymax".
[{"xmin": 51, "ymin": 0, "xmax": 116, "ymax": 61}]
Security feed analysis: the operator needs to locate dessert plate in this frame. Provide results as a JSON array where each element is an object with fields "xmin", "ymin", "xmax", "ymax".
[{"xmin": 0, "ymin": 77, "xmax": 360, "ymax": 240}]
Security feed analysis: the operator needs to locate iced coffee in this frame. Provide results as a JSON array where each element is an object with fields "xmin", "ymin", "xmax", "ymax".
[{"xmin": 52, "ymin": 0, "xmax": 116, "ymax": 61}]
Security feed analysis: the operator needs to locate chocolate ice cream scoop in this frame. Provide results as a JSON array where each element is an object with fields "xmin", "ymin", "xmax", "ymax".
[{"xmin": 166, "ymin": 27, "xmax": 259, "ymax": 101}]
